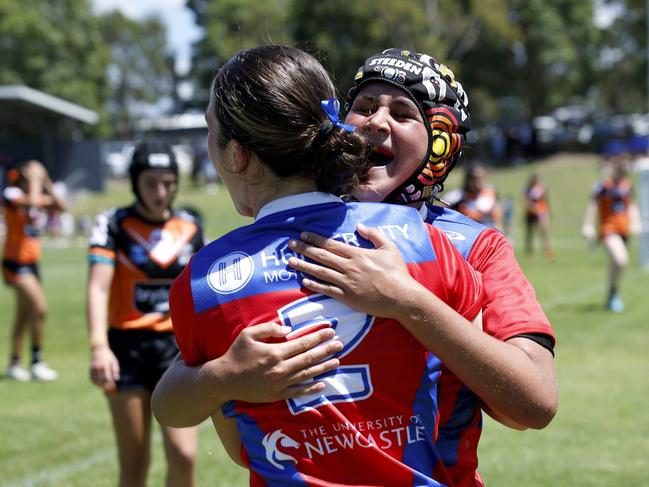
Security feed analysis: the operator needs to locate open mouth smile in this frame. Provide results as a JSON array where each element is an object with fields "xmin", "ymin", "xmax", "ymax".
[{"xmin": 368, "ymin": 146, "xmax": 394, "ymax": 167}]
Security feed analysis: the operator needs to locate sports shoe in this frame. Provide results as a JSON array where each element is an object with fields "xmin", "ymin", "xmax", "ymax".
[
  {"xmin": 607, "ymin": 295, "xmax": 625, "ymax": 313},
  {"xmin": 6, "ymin": 365, "xmax": 31, "ymax": 382},
  {"xmin": 30, "ymin": 362, "xmax": 58, "ymax": 382}
]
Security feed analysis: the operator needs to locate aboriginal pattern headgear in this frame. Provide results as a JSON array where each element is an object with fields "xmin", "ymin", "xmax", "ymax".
[
  {"xmin": 129, "ymin": 140, "xmax": 179, "ymax": 208},
  {"xmin": 346, "ymin": 48, "xmax": 471, "ymax": 203}
]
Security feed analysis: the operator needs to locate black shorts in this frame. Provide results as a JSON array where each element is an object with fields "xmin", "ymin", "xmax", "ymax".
[
  {"xmin": 108, "ymin": 328, "xmax": 178, "ymax": 392},
  {"xmin": 525, "ymin": 212, "xmax": 539, "ymax": 225},
  {"xmin": 2, "ymin": 260, "xmax": 40, "ymax": 285}
]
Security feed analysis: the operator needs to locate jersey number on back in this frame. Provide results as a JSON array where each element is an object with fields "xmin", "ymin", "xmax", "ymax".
[{"xmin": 277, "ymin": 294, "xmax": 375, "ymax": 415}]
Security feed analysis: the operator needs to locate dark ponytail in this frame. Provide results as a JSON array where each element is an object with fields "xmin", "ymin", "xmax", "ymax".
[{"xmin": 211, "ymin": 45, "xmax": 371, "ymax": 195}]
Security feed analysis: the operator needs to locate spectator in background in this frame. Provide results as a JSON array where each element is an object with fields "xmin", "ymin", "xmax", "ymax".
[
  {"xmin": 523, "ymin": 173, "xmax": 554, "ymax": 259},
  {"xmin": 582, "ymin": 140, "xmax": 642, "ymax": 312},
  {"xmin": 2, "ymin": 160, "xmax": 66, "ymax": 381},
  {"xmin": 86, "ymin": 141, "xmax": 203, "ymax": 486},
  {"xmin": 454, "ymin": 162, "xmax": 503, "ymax": 229},
  {"xmin": 501, "ymin": 193, "xmax": 514, "ymax": 239}
]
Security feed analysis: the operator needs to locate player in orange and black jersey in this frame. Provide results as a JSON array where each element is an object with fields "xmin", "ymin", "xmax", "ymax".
[
  {"xmin": 86, "ymin": 140, "xmax": 204, "ymax": 487},
  {"xmin": 454, "ymin": 163, "xmax": 503, "ymax": 230},
  {"xmin": 3, "ymin": 160, "xmax": 66, "ymax": 382},
  {"xmin": 582, "ymin": 140, "xmax": 642, "ymax": 312},
  {"xmin": 523, "ymin": 173, "xmax": 554, "ymax": 259}
]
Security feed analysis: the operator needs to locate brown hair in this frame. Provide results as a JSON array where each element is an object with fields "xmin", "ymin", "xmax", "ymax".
[{"xmin": 211, "ymin": 45, "xmax": 371, "ymax": 196}]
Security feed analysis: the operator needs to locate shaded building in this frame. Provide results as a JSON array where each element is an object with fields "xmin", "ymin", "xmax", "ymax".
[{"xmin": 0, "ymin": 85, "xmax": 103, "ymax": 191}]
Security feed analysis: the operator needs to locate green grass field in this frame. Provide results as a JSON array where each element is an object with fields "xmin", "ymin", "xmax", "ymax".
[{"xmin": 1, "ymin": 153, "xmax": 648, "ymax": 486}]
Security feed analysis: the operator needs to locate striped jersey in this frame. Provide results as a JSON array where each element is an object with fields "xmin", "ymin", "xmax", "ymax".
[{"xmin": 88, "ymin": 205, "xmax": 204, "ymax": 332}]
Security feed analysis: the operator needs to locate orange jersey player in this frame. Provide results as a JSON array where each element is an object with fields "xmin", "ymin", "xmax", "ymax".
[
  {"xmin": 86, "ymin": 140, "xmax": 204, "ymax": 487},
  {"xmin": 523, "ymin": 173, "xmax": 553, "ymax": 258},
  {"xmin": 582, "ymin": 142, "xmax": 642, "ymax": 312},
  {"xmin": 3, "ymin": 160, "xmax": 66, "ymax": 382},
  {"xmin": 454, "ymin": 163, "xmax": 503, "ymax": 230}
]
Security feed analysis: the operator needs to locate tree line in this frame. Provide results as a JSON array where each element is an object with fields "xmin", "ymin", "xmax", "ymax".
[{"xmin": 0, "ymin": 0, "xmax": 645, "ymax": 137}]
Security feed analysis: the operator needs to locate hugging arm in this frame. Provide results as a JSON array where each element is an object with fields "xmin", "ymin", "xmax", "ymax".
[
  {"xmin": 152, "ymin": 323, "xmax": 343, "ymax": 428},
  {"xmin": 211, "ymin": 411, "xmax": 246, "ymax": 467},
  {"xmin": 287, "ymin": 223, "xmax": 557, "ymax": 430}
]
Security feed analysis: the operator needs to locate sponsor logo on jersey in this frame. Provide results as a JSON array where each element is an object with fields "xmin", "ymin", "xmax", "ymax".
[
  {"xmin": 262, "ymin": 430, "xmax": 299, "ymax": 470},
  {"xmin": 207, "ymin": 251, "xmax": 254, "ymax": 294},
  {"xmin": 261, "ymin": 415, "xmax": 428, "ymax": 469},
  {"xmin": 442, "ymin": 230, "xmax": 466, "ymax": 241},
  {"xmin": 134, "ymin": 283, "xmax": 171, "ymax": 314}
]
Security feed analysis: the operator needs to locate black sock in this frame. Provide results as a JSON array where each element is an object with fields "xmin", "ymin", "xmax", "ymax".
[
  {"xmin": 32, "ymin": 347, "xmax": 42, "ymax": 365},
  {"xmin": 10, "ymin": 354, "xmax": 20, "ymax": 367}
]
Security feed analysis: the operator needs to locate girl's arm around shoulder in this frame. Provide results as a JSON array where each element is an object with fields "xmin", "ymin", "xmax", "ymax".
[
  {"xmin": 287, "ymin": 223, "xmax": 558, "ymax": 429},
  {"xmin": 467, "ymin": 228, "xmax": 554, "ymax": 343}
]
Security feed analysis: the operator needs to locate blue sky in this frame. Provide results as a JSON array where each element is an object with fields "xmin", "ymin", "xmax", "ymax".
[{"xmin": 92, "ymin": 0, "xmax": 202, "ymax": 75}]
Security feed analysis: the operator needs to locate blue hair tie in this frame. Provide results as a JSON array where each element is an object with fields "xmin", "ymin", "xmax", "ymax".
[{"xmin": 320, "ymin": 98, "xmax": 356, "ymax": 132}]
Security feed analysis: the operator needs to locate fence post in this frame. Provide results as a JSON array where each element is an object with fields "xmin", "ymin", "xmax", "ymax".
[{"xmin": 637, "ymin": 160, "xmax": 649, "ymax": 268}]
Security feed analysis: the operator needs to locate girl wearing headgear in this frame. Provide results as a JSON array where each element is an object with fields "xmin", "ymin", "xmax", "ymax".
[
  {"xmin": 154, "ymin": 48, "xmax": 557, "ymax": 486},
  {"xmin": 166, "ymin": 45, "xmax": 488, "ymax": 485},
  {"xmin": 3, "ymin": 160, "xmax": 66, "ymax": 381},
  {"xmin": 582, "ymin": 140, "xmax": 641, "ymax": 312},
  {"xmin": 288, "ymin": 48, "xmax": 556, "ymax": 486},
  {"xmin": 86, "ymin": 140, "xmax": 203, "ymax": 487}
]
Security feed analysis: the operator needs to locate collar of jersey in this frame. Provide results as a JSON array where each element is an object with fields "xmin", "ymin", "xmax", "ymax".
[
  {"xmin": 417, "ymin": 202, "xmax": 428, "ymax": 221},
  {"xmin": 255, "ymin": 192, "xmax": 343, "ymax": 221}
]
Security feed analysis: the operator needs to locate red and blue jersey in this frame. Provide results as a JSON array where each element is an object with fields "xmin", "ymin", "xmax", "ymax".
[
  {"xmin": 172, "ymin": 193, "xmax": 483, "ymax": 487},
  {"xmin": 424, "ymin": 203, "xmax": 555, "ymax": 486}
]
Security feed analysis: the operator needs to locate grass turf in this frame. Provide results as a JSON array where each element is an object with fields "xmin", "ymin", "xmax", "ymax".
[{"xmin": 1, "ymin": 153, "xmax": 648, "ymax": 486}]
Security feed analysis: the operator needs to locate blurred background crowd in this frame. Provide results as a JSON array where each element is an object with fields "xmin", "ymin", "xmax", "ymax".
[{"xmin": 2, "ymin": 1, "xmax": 649, "ymax": 196}]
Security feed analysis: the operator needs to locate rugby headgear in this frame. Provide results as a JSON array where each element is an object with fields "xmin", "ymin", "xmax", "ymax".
[
  {"xmin": 129, "ymin": 140, "xmax": 179, "ymax": 208},
  {"xmin": 346, "ymin": 48, "xmax": 471, "ymax": 203}
]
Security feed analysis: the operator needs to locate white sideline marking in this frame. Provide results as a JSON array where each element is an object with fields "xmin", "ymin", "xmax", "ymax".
[
  {"xmin": 2, "ymin": 448, "xmax": 115, "ymax": 487},
  {"xmin": 542, "ymin": 283, "xmax": 603, "ymax": 310},
  {"xmin": 3, "ymin": 421, "xmax": 211, "ymax": 487}
]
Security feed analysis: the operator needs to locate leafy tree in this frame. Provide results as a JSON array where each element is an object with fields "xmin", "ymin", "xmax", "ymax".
[
  {"xmin": 185, "ymin": 0, "xmax": 291, "ymax": 109},
  {"xmin": 182, "ymin": 0, "xmax": 636, "ymax": 126},
  {"xmin": 289, "ymin": 0, "xmax": 516, "ymax": 121},
  {"xmin": 289, "ymin": 0, "xmax": 485, "ymax": 94},
  {"xmin": 0, "ymin": 0, "xmax": 111, "ymax": 133},
  {"xmin": 596, "ymin": 0, "xmax": 647, "ymax": 114},
  {"xmin": 98, "ymin": 10, "xmax": 175, "ymax": 134},
  {"xmin": 502, "ymin": 0, "xmax": 598, "ymax": 117}
]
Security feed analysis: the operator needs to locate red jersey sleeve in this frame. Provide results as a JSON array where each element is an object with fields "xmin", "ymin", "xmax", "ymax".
[
  {"xmin": 467, "ymin": 228, "xmax": 555, "ymax": 346},
  {"xmin": 169, "ymin": 261, "xmax": 205, "ymax": 366},
  {"xmin": 426, "ymin": 225, "xmax": 483, "ymax": 322}
]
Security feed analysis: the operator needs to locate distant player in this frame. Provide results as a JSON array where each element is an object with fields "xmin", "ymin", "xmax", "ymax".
[
  {"xmin": 3, "ymin": 160, "xmax": 66, "ymax": 381},
  {"xmin": 582, "ymin": 140, "xmax": 642, "ymax": 312},
  {"xmin": 86, "ymin": 141, "xmax": 203, "ymax": 487},
  {"xmin": 453, "ymin": 163, "xmax": 503, "ymax": 230},
  {"xmin": 523, "ymin": 173, "xmax": 554, "ymax": 259}
]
